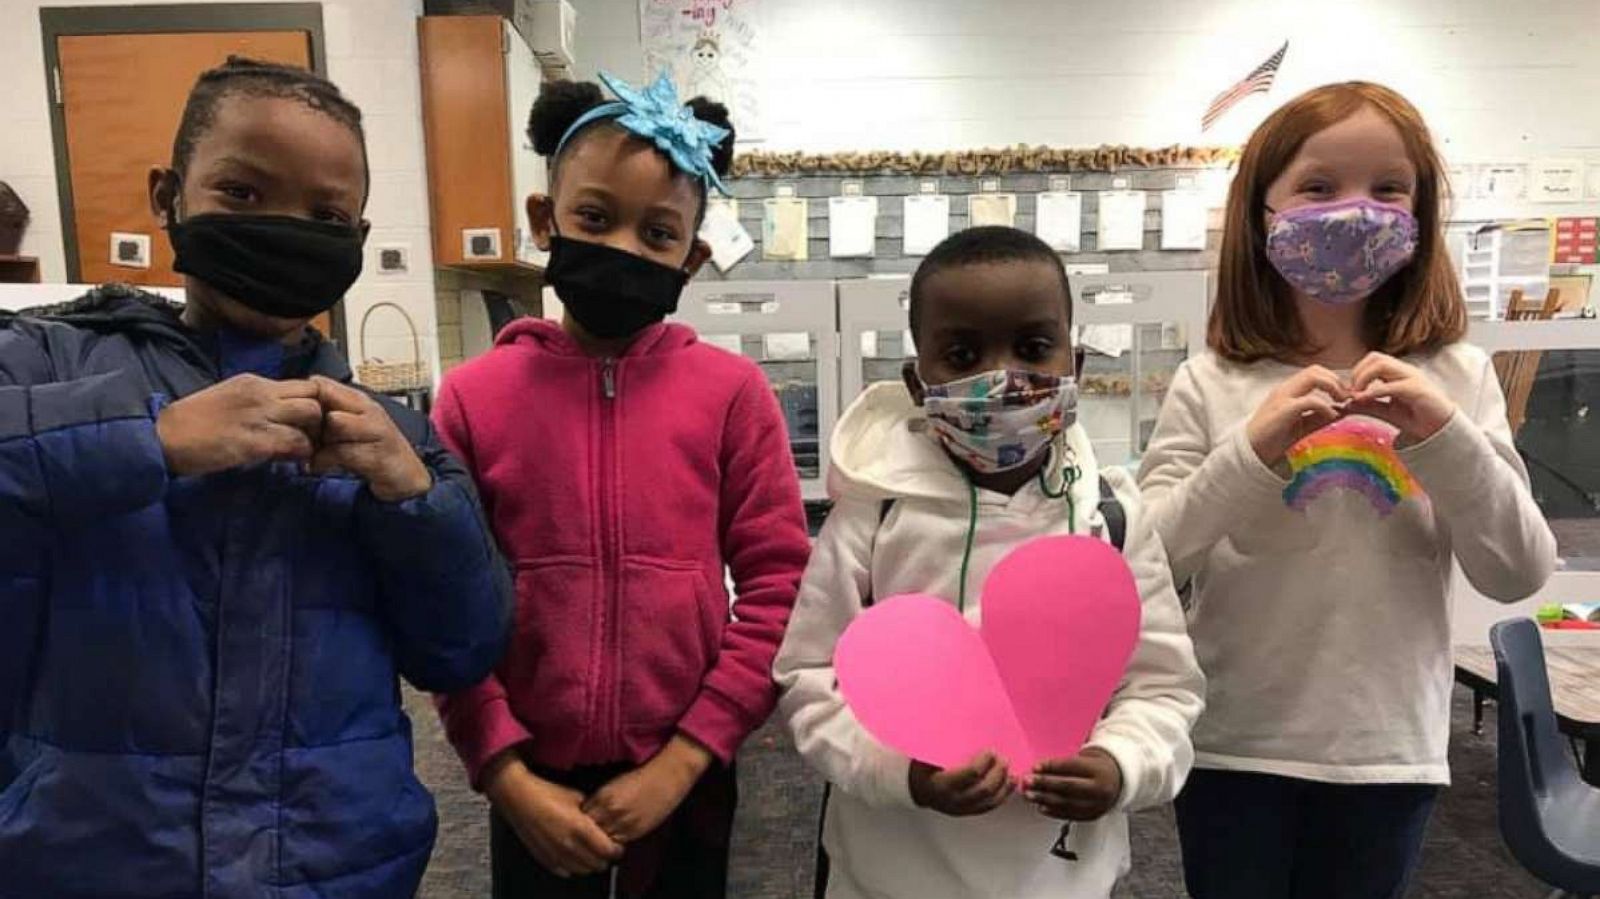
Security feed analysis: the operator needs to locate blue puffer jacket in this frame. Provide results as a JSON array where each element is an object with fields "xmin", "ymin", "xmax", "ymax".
[{"xmin": 0, "ymin": 286, "xmax": 513, "ymax": 899}]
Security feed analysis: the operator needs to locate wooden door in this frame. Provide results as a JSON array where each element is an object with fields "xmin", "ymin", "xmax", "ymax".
[{"xmin": 57, "ymin": 31, "xmax": 331, "ymax": 336}]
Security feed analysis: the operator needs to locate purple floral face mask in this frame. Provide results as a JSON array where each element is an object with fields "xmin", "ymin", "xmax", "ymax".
[{"xmin": 1264, "ymin": 198, "xmax": 1419, "ymax": 305}]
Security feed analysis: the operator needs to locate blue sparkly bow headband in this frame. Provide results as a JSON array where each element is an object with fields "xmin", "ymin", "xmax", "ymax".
[{"xmin": 555, "ymin": 70, "xmax": 731, "ymax": 195}]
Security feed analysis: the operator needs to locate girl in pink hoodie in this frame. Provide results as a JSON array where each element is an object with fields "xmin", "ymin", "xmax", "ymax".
[{"xmin": 432, "ymin": 73, "xmax": 810, "ymax": 898}]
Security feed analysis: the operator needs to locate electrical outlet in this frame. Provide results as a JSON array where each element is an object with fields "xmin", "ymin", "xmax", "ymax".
[
  {"xmin": 109, "ymin": 232, "xmax": 151, "ymax": 269},
  {"xmin": 462, "ymin": 228, "xmax": 502, "ymax": 261},
  {"xmin": 377, "ymin": 244, "xmax": 410, "ymax": 274}
]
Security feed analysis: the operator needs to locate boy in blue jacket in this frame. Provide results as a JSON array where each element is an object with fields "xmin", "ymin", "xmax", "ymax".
[{"xmin": 0, "ymin": 57, "xmax": 512, "ymax": 898}]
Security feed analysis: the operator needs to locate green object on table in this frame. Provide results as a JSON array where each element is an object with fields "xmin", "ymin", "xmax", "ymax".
[{"xmin": 1536, "ymin": 604, "xmax": 1564, "ymax": 623}]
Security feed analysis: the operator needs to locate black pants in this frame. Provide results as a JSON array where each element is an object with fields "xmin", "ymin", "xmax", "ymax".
[
  {"xmin": 1175, "ymin": 769, "xmax": 1439, "ymax": 899},
  {"xmin": 490, "ymin": 762, "xmax": 737, "ymax": 899}
]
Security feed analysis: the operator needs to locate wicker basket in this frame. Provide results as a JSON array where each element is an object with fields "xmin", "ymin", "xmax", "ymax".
[{"xmin": 355, "ymin": 301, "xmax": 430, "ymax": 392}]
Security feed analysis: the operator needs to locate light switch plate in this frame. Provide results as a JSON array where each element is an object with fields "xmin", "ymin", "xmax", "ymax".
[
  {"xmin": 376, "ymin": 243, "xmax": 410, "ymax": 274},
  {"xmin": 462, "ymin": 228, "xmax": 502, "ymax": 261},
  {"xmin": 110, "ymin": 232, "xmax": 151, "ymax": 269}
]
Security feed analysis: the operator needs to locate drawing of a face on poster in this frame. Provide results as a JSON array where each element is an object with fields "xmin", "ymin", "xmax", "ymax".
[
  {"xmin": 692, "ymin": 35, "xmax": 720, "ymax": 70},
  {"xmin": 640, "ymin": 0, "xmax": 764, "ymax": 141},
  {"xmin": 685, "ymin": 34, "xmax": 732, "ymax": 104}
]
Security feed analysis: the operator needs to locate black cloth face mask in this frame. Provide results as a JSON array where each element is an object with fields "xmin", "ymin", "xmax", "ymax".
[
  {"xmin": 545, "ymin": 234, "xmax": 690, "ymax": 340},
  {"xmin": 166, "ymin": 194, "xmax": 364, "ymax": 320}
]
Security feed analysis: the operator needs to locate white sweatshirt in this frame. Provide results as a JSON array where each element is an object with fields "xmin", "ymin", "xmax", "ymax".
[
  {"xmin": 774, "ymin": 382, "xmax": 1204, "ymax": 899},
  {"xmin": 1137, "ymin": 343, "xmax": 1556, "ymax": 785}
]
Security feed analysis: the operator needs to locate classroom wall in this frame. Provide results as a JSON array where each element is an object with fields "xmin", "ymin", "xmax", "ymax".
[
  {"xmin": 704, "ymin": 169, "xmax": 1222, "ymax": 283},
  {"xmin": 573, "ymin": 0, "xmax": 1600, "ymax": 642},
  {"xmin": 575, "ymin": 0, "xmax": 1600, "ymax": 219},
  {"xmin": 0, "ymin": 0, "xmax": 440, "ymax": 376},
  {"xmin": 5, "ymin": 0, "xmax": 1594, "ymax": 371}
]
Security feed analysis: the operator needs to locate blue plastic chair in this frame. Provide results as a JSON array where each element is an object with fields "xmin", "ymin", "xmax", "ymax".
[{"xmin": 1491, "ymin": 618, "xmax": 1600, "ymax": 898}]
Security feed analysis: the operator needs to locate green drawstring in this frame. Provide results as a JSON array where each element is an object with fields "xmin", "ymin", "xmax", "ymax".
[
  {"xmin": 1037, "ymin": 438, "xmax": 1080, "ymax": 531},
  {"xmin": 956, "ymin": 439, "xmax": 1079, "ymax": 613},
  {"xmin": 957, "ymin": 477, "xmax": 978, "ymax": 613}
]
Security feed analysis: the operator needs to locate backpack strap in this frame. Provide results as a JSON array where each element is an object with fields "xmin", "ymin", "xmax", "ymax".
[
  {"xmin": 859, "ymin": 499, "xmax": 897, "ymax": 609},
  {"xmin": 1097, "ymin": 475, "xmax": 1126, "ymax": 553},
  {"xmin": 813, "ymin": 784, "xmax": 834, "ymax": 899}
]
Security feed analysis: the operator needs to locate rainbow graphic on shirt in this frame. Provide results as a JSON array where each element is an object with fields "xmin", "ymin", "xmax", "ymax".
[{"xmin": 1282, "ymin": 418, "xmax": 1422, "ymax": 516}]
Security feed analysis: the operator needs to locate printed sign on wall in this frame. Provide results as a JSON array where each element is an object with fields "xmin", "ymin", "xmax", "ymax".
[{"xmin": 640, "ymin": 0, "xmax": 764, "ymax": 141}]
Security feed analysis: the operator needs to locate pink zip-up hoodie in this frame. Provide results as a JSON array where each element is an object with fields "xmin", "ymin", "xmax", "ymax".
[{"xmin": 432, "ymin": 317, "xmax": 809, "ymax": 784}]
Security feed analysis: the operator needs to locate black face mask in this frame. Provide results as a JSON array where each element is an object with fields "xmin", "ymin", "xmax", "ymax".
[
  {"xmin": 167, "ymin": 204, "xmax": 364, "ymax": 320},
  {"xmin": 545, "ymin": 234, "xmax": 690, "ymax": 340}
]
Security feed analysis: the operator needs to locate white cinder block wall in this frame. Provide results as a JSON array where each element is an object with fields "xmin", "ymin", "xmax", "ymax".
[
  {"xmin": 3, "ymin": 0, "xmax": 1597, "ymax": 372},
  {"xmin": 0, "ymin": 0, "xmax": 1590, "ymax": 639},
  {"xmin": 577, "ymin": 0, "xmax": 1600, "ymax": 217},
  {"xmin": 0, "ymin": 0, "xmax": 440, "ymax": 378},
  {"xmin": 571, "ymin": 0, "xmax": 1600, "ymax": 643}
]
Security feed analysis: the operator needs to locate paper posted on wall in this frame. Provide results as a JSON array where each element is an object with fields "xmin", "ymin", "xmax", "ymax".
[
  {"xmin": 700, "ymin": 198, "xmax": 753, "ymax": 271},
  {"xmin": 1097, "ymin": 191, "xmax": 1147, "ymax": 251},
  {"xmin": 829, "ymin": 195, "xmax": 878, "ymax": 258},
  {"xmin": 969, "ymin": 193, "xmax": 1017, "ymax": 228},
  {"xmin": 640, "ymin": 0, "xmax": 766, "ymax": 141},
  {"xmin": 1035, "ymin": 192, "xmax": 1083, "ymax": 252},
  {"xmin": 763, "ymin": 196, "xmax": 809, "ymax": 261},
  {"xmin": 903, "ymin": 194, "xmax": 951, "ymax": 256},
  {"xmin": 1160, "ymin": 189, "xmax": 1207, "ymax": 250}
]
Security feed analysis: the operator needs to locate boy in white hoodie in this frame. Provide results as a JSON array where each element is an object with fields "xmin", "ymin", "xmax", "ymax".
[{"xmin": 774, "ymin": 227, "xmax": 1205, "ymax": 899}]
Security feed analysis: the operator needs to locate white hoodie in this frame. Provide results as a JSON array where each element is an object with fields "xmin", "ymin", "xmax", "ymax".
[
  {"xmin": 1137, "ymin": 344, "xmax": 1556, "ymax": 784},
  {"xmin": 774, "ymin": 382, "xmax": 1204, "ymax": 899}
]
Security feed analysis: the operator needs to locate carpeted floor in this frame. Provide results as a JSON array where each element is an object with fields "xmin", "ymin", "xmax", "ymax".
[{"xmin": 405, "ymin": 686, "xmax": 1551, "ymax": 898}]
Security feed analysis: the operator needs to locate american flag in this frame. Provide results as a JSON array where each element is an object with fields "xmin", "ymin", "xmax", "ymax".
[{"xmin": 1201, "ymin": 42, "xmax": 1288, "ymax": 132}]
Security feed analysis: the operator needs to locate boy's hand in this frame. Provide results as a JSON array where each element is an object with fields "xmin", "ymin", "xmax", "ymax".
[
  {"xmin": 483, "ymin": 754, "xmax": 623, "ymax": 878},
  {"xmin": 1025, "ymin": 747, "xmax": 1122, "ymax": 821},
  {"xmin": 583, "ymin": 735, "xmax": 711, "ymax": 843},
  {"xmin": 157, "ymin": 374, "xmax": 324, "ymax": 476},
  {"xmin": 307, "ymin": 376, "xmax": 431, "ymax": 502},
  {"xmin": 908, "ymin": 751, "xmax": 1014, "ymax": 817}
]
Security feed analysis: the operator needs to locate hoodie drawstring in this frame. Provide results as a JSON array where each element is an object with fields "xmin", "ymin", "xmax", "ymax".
[
  {"xmin": 1037, "ymin": 438, "xmax": 1080, "ymax": 531},
  {"xmin": 955, "ymin": 438, "xmax": 1079, "ymax": 613},
  {"xmin": 957, "ymin": 477, "xmax": 977, "ymax": 613}
]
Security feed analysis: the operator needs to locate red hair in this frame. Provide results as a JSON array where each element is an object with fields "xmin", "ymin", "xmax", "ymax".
[{"xmin": 1209, "ymin": 81, "xmax": 1467, "ymax": 363}]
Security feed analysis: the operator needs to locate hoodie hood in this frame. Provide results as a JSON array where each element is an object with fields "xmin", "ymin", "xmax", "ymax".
[
  {"xmin": 829, "ymin": 381, "xmax": 1102, "ymax": 510},
  {"xmin": 11, "ymin": 283, "xmax": 347, "ymax": 381},
  {"xmin": 494, "ymin": 316, "xmax": 699, "ymax": 359},
  {"xmin": 19, "ymin": 283, "xmax": 189, "ymax": 340}
]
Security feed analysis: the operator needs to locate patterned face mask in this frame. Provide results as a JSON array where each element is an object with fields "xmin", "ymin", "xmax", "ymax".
[
  {"xmin": 1264, "ymin": 198, "xmax": 1419, "ymax": 305},
  {"xmin": 919, "ymin": 369, "xmax": 1078, "ymax": 474}
]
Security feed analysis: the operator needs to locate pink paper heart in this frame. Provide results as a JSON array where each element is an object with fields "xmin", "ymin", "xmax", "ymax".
[
  {"xmin": 982, "ymin": 536, "xmax": 1143, "ymax": 767},
  {"xmin": 835, "ymin": 536, "xmax": 1142, "ymax": 774},
  {"xmin": 835, "ymin": 595, "xmax": 1034, "ymax": 772}
]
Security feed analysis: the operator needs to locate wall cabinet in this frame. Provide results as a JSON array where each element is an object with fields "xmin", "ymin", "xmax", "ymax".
[{"xmin": 419, "ymin": 15, "xmax": 548, "ymax": 271}]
